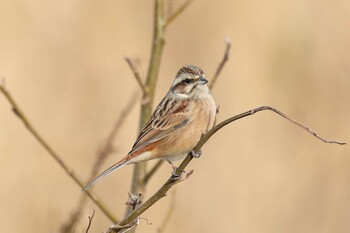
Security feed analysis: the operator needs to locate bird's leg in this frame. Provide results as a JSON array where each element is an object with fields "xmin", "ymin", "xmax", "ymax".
[
  {"xmin": 165, "ymin": 159, "xmax": 178, "ymax": 170},
  {"xmin": 165, "ymin": 159, "xmax": 183, "ymax": 181},
  {"xmin": 191, "ymin": 149, "xmax": 202, "ymax": 158}
]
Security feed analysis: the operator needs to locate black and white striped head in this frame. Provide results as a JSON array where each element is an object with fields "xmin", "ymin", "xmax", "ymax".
[{"xmin": 171, "ymin": 65, "xmax": 209, "ymax": 98}]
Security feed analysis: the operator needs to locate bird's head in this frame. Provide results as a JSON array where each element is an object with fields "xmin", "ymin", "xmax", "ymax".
[{"xmin": 171, "ymin": 65, "xmax": 209, "ymax": 98}]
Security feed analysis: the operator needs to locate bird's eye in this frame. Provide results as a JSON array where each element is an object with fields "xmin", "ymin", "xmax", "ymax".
[{"xmin": 183, "ymin": 79, "xmax": 191, "ymax": 84}]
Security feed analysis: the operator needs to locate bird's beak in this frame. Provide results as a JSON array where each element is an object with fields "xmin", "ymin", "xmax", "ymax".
[{"xmin": 198, "ymin": 75, "xmax": 208, "ymax": 85}]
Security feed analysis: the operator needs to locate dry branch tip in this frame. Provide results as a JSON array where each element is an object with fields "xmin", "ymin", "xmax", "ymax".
[
  {"xmin": 209, "ymin": 37, "xmax": 232, "ymax": 90},
  {"xmin": 85, "ymin": 209, "xmax": 95, "ymax": 233},
  {"xmin": 124, "ymin": 57, "xmax": 146, "ymax": 93}
]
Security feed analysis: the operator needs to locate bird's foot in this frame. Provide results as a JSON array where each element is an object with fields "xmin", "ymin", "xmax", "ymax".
[
  {"xmin": 191, "ymin": 149, "xmax": 202, "ymax": 158},
  {"xmin": 165, "ymin": 159, "xmax": 183, "ymax": 181},
  {"xmin": 171, "ymin": 168, "xmax": 182, "ymax": 181},
  {"xmin": 166, "ymin": 159, "xmax": 193, "ymax": 182}
]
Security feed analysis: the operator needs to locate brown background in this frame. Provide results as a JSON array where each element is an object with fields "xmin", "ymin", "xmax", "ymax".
[{"xmin": 0, "ymin": 0, "xmax": 349, "ymax": 232}]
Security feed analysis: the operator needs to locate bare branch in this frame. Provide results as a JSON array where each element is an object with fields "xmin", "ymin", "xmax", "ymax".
[
  {"xmin": 111, "ymin": 105, "xmax": 345, "ymax": 228},
  {"xmin": 125, "ymin": 57, "xmax": 146, "ymax": 93},
  {"xmin": 128, "ymin": 0, "xmax": 166, "ymax": 218},
  {"xmin": 209, "ymin": 38, "xmax": 232, "ymax": 90},
  {"xmin": 107, "ymin": 221, "xmax": 138, "ymax": 233},
  {"xmin": 165, "ymin": 0, "xmax": 194, "ymax": 27},
  {"xmin": 85, "ymin": 209, "xmax": 95, "ymax": 233},
  {"xmin": 0, "ymin": 84, "xmax": 119, "ymax": 223},
  {"xmin": 201, "ymin": 106, "xmax": 347, "ymax": 147}
]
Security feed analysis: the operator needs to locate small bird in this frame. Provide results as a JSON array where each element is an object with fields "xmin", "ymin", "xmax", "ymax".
[{"xmin": 83, "ymin": 65, "xmax": 217, "ymax": 190}]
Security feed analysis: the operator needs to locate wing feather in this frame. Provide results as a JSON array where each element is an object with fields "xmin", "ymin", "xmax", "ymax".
[{"xmin": 128, "ymin": 97, "xmax": 190, "ymax": 155}]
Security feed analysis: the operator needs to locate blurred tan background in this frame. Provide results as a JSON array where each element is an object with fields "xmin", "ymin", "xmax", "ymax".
[{"xmin": 0, "ymin": 0, "xmax": 349, "ymax": 232}]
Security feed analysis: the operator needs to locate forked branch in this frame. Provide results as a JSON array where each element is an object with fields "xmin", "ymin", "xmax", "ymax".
[{"xmin": 165, "ymin": 0, "xmax": 194, "ymax": 27}]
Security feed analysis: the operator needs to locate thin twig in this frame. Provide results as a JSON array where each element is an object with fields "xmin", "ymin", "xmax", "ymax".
[
  {"xmin": 209, "ymin": 37, "xmax": 232, "ymax": 90},
  {"xmin": 166, "ymin": 0, "xmax": 173, "ymax": 19},
  {"xmin": 165, "ymin": 0, "xmax": 194, "ymax": 27},
  {"xmin": 85, "ymin": 209, "xmax": 95, "ymax": 233},
  {"xmin": 201, "ymin": 106, "xmax": 346, "ymax": 146},
  {"xmin": 125, "ymin": 57, "xmax": 146, "ymax": 93},
  {"xmin": 112, "ymin": 105, "xmax": 345, "ymax": 227},
  {"xmin": 0, "ymin": 84, "xmax": 119, "ymax": 223},
  {"xmin": 143, "ymin": 160, "xmax": 164, "ymax": 184}
]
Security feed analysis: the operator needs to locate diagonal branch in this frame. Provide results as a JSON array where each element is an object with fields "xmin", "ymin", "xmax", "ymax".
[
  {"xmin": 209, "ymin": 37, "xmax": 232, "ymax": 90},
  {"xmin": 165, "ymin": 0, "xmax": 194, "ymax": 28},
  {"xmin": 125, "ymin": 57, "xmax": 146, "ymax": 93},
  {"xmin": 111, "ymin": 105, "xmax": 345, "ymax": 228},
  {"xmin": 0, "ymin": 84, "xmax": 119, "ymax": 223}
]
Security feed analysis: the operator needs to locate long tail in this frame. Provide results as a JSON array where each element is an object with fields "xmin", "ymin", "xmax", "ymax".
[{"xmin": 82, "ymin": 158, "xmax": 129, "ymax": 191}]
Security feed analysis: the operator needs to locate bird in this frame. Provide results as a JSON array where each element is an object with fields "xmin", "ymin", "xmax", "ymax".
[{"xmin": 83, "ymin": 65, "xmax": 217, "ymax": 190}]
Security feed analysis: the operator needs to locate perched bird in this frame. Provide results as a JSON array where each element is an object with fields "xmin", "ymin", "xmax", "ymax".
[{"xmin": 83, "ymin": 65, "xmax": 217, "ymax": 190}]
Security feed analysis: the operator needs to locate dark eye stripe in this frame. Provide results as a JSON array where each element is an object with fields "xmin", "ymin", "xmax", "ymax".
[{"xmin": 183, "ymin": 78, "xmax": 194, "ymax": 84}]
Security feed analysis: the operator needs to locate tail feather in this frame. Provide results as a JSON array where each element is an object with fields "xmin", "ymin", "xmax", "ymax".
[{"xmin": 82, "ymin": 159, "xmax": 128, "ymax": 191}]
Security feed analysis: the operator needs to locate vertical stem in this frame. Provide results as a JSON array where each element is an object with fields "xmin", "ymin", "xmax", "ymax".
[{"xmin": 126, "ymin": 0, "xmax": 165, "ymax": 218}]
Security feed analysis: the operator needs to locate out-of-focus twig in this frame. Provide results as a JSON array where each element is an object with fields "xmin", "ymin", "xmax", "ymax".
[
  {"xmin": 111, "ymin": 105, "xmax": 345, "ymax": 228},
  {"xmin": 125, "ymin": 57, "xmax": 146, "ymax": 93},
  {"xmin": 91, "ymin": 91, "xmax": 139, "ymax": 179},
  {"xmin": 165, "ymin": 0, "xmax": 194, "ymax": 27},
  {"xmin": 142, "ymin": 160, "xmax": 164, "ymax": 184},
  {"xmin": 0, "ymin": 84, "xmax": 118, "ymax": 223},
  {"xmin": 85, "ymin": 209, "xmax": 95, "ymax": 233},
  {"xmin": 60, "ymin": 195, "xmax": 88, "ymax": 233},
  {"xmin": 60, "ymin": 92, "xmax": 138, "ymax": 232},
  {"xmin": 209, "ymin": 38, "xmax": 232, "ymax": 90}
]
